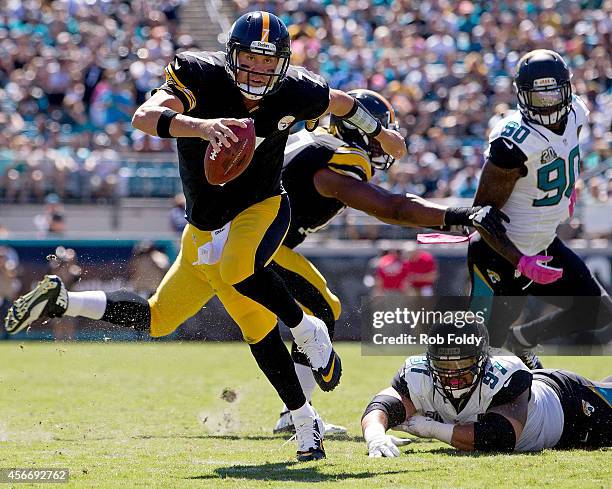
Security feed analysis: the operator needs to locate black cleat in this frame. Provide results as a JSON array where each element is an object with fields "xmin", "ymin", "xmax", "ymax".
[{"xmin": 505, "ymin": 328, "xmax": 544, "ymax": 369}]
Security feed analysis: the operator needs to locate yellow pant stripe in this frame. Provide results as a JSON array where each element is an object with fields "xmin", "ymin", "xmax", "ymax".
[{"xmin": 272, "ymin": 245, "xmax": 341, "ymax": 321}]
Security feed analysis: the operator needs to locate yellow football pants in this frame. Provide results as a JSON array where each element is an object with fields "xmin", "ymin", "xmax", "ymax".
[
  {"xmin": 148, "ymin": 194, "xmax": 341, "ymax": 344},
  {"xmin": 148, "ymin": 195, "xmax": 287, "ymax": 343}
]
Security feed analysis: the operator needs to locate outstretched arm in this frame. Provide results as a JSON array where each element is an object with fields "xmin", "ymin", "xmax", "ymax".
[
  {"xmin": 401, "ymin": 388, "xmax": 529, "ymax": 452},
  {"xmin": 314, "ymin": 168, "xmax": 508, "ymax": 238},
  {"xmin": 361, "ymin": 387, "xmax": 416, "ymax": 457}
]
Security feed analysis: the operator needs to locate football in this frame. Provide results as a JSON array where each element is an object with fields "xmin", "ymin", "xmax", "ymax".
[{"xmin": 204, "ymin": 118, "xmax": 256, "ymax": 185}]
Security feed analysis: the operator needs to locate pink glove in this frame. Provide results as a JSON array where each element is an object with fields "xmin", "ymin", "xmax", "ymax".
[
  {"xmin": 569, "ymin": 189, "xmax": 577, "ymax": 219},
  {"xmin": 517, "ymin": 255, "xmax": 563, "ymax": 285}
]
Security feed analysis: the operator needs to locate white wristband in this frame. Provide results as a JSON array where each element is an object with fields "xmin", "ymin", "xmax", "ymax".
[
  {"xmin": 363, "ymin": 423, "xmax": 386, "ymax": 444},
  {"xmin": 431, "ymin": 422, "xmax": 454, "ymax": 444}
]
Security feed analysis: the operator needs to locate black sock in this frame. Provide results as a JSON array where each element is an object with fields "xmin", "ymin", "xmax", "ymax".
[
  {"xmin": 101, "ymin": 290, "xmax": 151, "ymax": 331},
  {"xmin": 249, "ymin": 325, "xmax": 306, "ymax": 411},
  {"xmin": 234, "ymin": 268, "xmax": 303, "ymax": 328}
]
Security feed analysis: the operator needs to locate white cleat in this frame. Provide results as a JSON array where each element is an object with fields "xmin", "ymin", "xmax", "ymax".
[
  {"xmin": 294, "ymin": 410, "xmax": 325, "ymax": 462},
  {"xmin": 293, "ymin": 315, "xmax": 342, "ymax": 391},
  {"xmin": 273, "ymin": 409, "xmax": 347, "ymax": 436}
]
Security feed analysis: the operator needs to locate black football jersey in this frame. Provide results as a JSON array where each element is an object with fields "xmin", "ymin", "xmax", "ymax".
[
  {"xmin": 155, "ymin": 51, "xmax": 330, "ymax": 230},
  {"xmin": 282, "ymin": 128, "xmax": 373, "ymax": 248}
]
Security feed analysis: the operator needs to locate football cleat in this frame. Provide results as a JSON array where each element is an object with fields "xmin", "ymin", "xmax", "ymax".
[
  {"xmin": 505, "ymin": 329, "xmax": 544, "ymax": 370},
  {"xmin": 4, "ymin": 275, "xmax": 68, "ymax": 335},
  {"xmin": 313, "ymin": 349, "xmax": 342, "ymax": 392},
  {"xmin": 273, "ymin": 409, "xmax": 348, "ymax": 435},
  {"xmin": 294, "ymin": 315, "xmax": 342, "ymax": 391},
  {"xmin": 294, "ymin": 412, "xmax": 325, "ymax": 462},
  {"xmin": 273, "ymin": 409, "xmax": 294, "ymax": 434}
]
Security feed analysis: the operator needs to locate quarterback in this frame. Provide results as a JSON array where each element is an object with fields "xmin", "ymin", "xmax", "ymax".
[
  {"xmin": 362, "ymin": 322, "xmax": 611, "ymax": 456},
  {"xmin": 5, "ymin": 11, "xmax": 405, "ymax": 461},
  {"xmin": 467, "ymin": 49, "xmax": 605, "ymax": 366}
]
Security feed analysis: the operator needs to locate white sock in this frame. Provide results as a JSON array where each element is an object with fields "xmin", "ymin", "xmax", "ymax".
[
  {"xmin": 65, "ymin": 291, "xmax": 107, "ymax": 319},
  {"xmin": 290, "ymin": 401, "xmax": 315, "ymax": 420},
  {"xmin": 291, "ymin": 313, "xmax": 312, "ymax": 340},
  {"xmin": 280, "ymin": 362, "xmax": 318, "ymax": 414},
  {"xmin": 294, "ymin": 362, "xmax": 317, "ymax": 403}
]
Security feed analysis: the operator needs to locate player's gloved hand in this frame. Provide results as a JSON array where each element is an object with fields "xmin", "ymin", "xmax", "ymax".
[
  {"xmin": 517, "ymin": 255, "xmax": 563, "ymax": 285},
  {"xmin": 569, "ymin": 188, "xmax": 577, "ymax": 219},
  {"xmin": 366, "ymin": 433, "xmax": 412, "ymax": 457},
  {"xmin": 445, "ymin": 206, "xmax": 510, "ymax": 239},
  {"xmin": 398, "ymin": 415, "xmax": 454, "ymax": 443},
  {"xmin": 198, "ymin": 118, "xmax": 248, "ymax": 153},
  {"xmin": 374, "ymin": 128, "xmax": 407, "ymax": 160}
]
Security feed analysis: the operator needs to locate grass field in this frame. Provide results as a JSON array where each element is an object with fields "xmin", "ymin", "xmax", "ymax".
[{"xmin": 0, "ymin": 341, "xmax": 609, "ymax": 488}]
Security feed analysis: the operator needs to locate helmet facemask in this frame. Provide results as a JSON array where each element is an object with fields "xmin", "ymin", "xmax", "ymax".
[
  {"xmin": 428, "ymin": 351, "xmax": 488, "ymax": 409},
  {"xmin": 517, "ymin": 81, "xmax": 571, "ymax": 127},
  {"xmin": 226, "ymin": 42, "xmax": 290, "ymax": 100}
]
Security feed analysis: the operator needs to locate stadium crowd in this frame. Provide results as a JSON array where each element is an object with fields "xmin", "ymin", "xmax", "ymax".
[
  {"xmin": 0, "ymin": 1, "xmax": 609, "ymax": 230},
  {"xmin": 233, "ymin": 0, "xmax": 610, "ymax": 202},
  {"xmin": 0, "ymin": 0, "xmax": 191, "ymax": 203}
]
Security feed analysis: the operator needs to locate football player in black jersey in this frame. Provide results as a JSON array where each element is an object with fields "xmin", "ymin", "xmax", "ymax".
[
  {"xmin": 5, "ymin": 11, "xmax": 407, "ymax": 462},
  {"xmin": 265, "ymin": 89, "xmax": 510, "ymax": 434}
]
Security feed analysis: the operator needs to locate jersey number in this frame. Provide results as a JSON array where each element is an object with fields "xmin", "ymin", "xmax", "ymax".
[
  {"xmin": 500, "ymin": 121, "xmax": 530, "ymax": 143},
  {"xmin": 533, "ymin": 146, "xmax": 580, "ymax": 207},
  {"xmin": 296, "ymin": 68, "xmax": 326, "ymax": 87},
  {"xmin": 482, "ymin": 361, "xmax": 508, "ymax": 389}
]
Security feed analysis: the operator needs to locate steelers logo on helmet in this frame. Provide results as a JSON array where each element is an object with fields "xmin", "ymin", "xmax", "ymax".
[
  {"xmin": 514, "ymin": 49, "xmax": 572, "ymax": 127},
  {"xmin": 225, "ymin": 11, "xmax": 291, "ymax": 100},
  {"xmin": 426, "ymin": 321, "xmax": 490, "ymax": 409},
  {"xmin": 330, "ymin": 89, "xmax": 399, "ymax": 171}
]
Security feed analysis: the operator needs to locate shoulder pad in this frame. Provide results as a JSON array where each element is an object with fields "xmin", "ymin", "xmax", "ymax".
[
  {"xmin": 571, "ymin": 95, "xmax": 590, "ymax": 129},
  {"xmin": 162, "ymin": 51, "xmax": 223, "ymax": 112},
  {"xmin": 327, "ymin": 145, "xmax": 372, "ymax": 182}
]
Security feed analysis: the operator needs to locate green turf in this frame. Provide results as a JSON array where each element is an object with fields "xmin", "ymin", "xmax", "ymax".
[{"xmin": 0, "ymin": 342, "xmax": 609, "ymax": 488}]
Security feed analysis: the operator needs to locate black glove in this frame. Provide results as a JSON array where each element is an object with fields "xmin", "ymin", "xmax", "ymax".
[{"xmin": 444, "ymin": 206, "xmax": 510, "ymax": 239}]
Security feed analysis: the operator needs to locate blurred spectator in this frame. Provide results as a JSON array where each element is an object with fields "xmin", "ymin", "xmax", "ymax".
[
  {"xmin": 34, "ymin": 193, "xmax": 66, "ymax": 237},
  {"xmin": 169, "ymin": 193, "xmax": 187, "ymax": 234},
  {"xmin": 0, "ymin": 246, "xmax": 21, "ymax": 302},
  {"xmin": 129, "ymin": 241, "xmax": 170, "ymax": 298},
  {"xmin": 404, "ymin": 246, "xmax": 438, "ymax": 296},
  {"xmin": 373, "ymin": 248, "xmax": 410, "ymax": 297},
  {"xmin": 0, "ymin": 246, "xmax": 21, "ymax": 339}
]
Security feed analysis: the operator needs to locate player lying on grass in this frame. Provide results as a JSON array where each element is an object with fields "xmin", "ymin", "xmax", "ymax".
[
  {"xmin": 466, "ymin": 49, "xmax": 606, "ymax": 368},
  {"xmin": 271, "ymin": 88, "xmax": 512, "ymax": 435},
  {"xmin": 4, "ymin": 11, "xmax": 408, "ymax": 462},
  {"xmin": 362, "ymin": 321, "xmax": 611, "ymax": 456}
]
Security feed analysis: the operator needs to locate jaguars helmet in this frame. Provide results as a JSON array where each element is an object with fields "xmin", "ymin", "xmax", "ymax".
[
  {"xmin": 330, "ymin": 89, "xmax": 399, "ymax": 170},
  {"xmin": 226, "ymin": 11, "xmax": 291, "ymax": 100},
  {"xmin": 515, "ymin": 49, "xmax": 572, "ymax": 127},
  {"xmin": 426, "ymin": 321, "xmax": 490, "ymax": 408}
]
